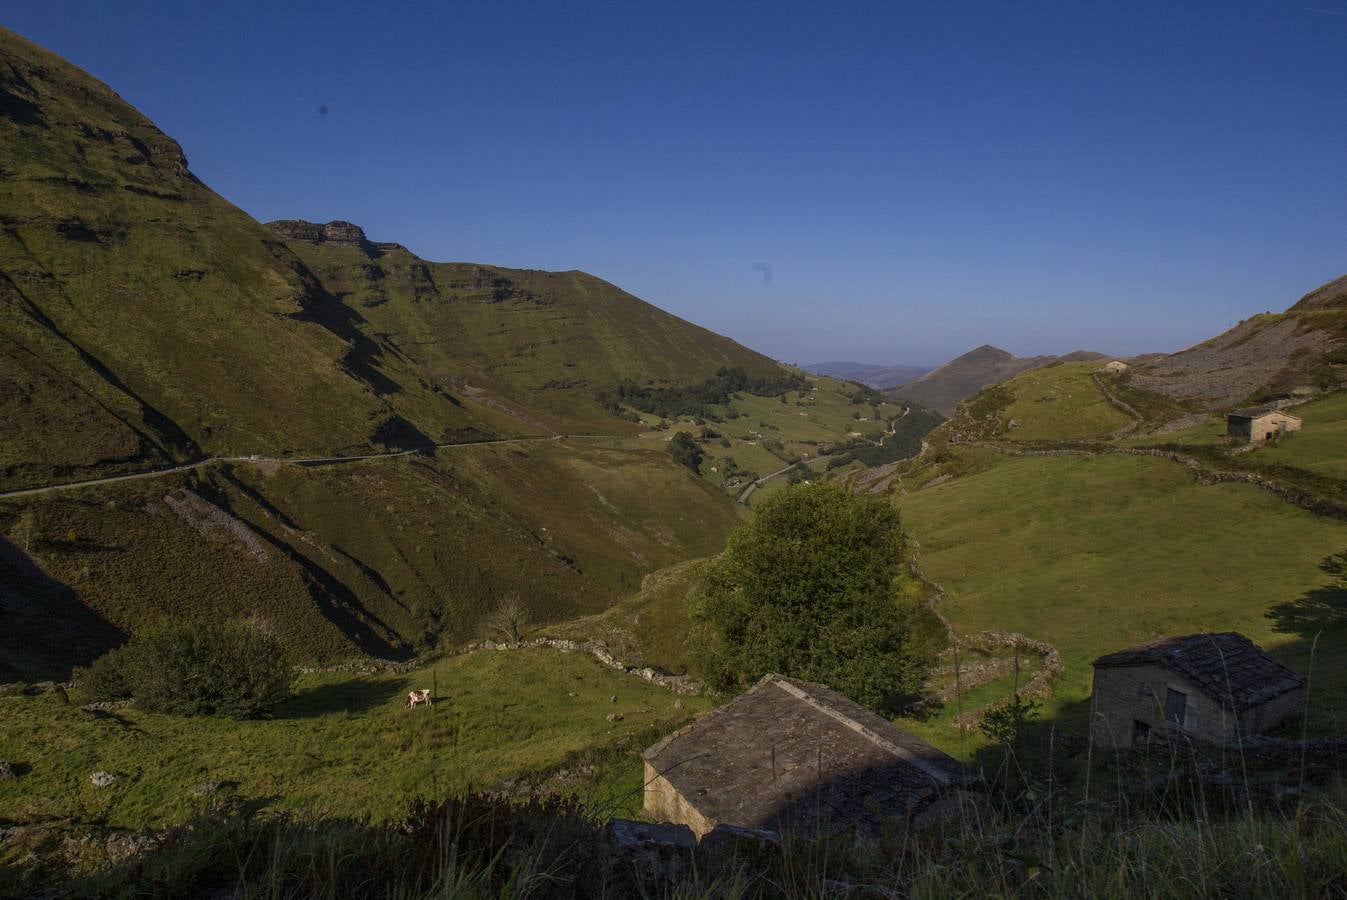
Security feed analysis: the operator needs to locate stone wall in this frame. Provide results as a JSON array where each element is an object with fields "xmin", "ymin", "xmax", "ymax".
[
  {"xmin": 1090, "ymin": 664, "xmax": 1305, "ymax": 750},
  {"xmin": 1091, "ymin": 666, "xmax": 1233, "ymax": 750},
  {"xmin": 462, "ymin": 638, "xmax": 704, "ymax": 695},
  {"xmin": 642, "ymin": 762, "xmax": 715, "ymax": 837}
]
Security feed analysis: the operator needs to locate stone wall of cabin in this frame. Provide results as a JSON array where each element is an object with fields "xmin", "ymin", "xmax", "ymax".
[
  {"xmin": 1252, "ymin": 412, "xmax": 1302, "ymax": 441},
  {"xmin": 643, "ymin": 762, "xmax": 716, "ymax": 837},
  {"xmin": 1230, "ymin": 412, "xmax": 1303, "ymax": 442},
  {"xmin": 1090, "ymin": 666, "xmax": 1234, "ymax": 749},
  {"xmin": 1092, "ymin": 665, "xmax": 1303, "ymax": 749},
  {"xmin": 1242, "ymin": 684, "xmax": 1305, "ymax": 735}
]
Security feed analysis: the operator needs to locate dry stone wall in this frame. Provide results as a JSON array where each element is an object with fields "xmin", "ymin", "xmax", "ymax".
[{"xmin": 463, "ymin": 638, "xmax": 704, "ymax": 695}]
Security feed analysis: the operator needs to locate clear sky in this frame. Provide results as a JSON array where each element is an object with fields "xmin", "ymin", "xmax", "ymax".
[{"xmin": 8, "ymin": 2, "xmax": 1346, "ymax": 366}]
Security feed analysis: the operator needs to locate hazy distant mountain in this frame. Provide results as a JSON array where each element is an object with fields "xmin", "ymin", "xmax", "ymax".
[
  {"xmin": 804, "ymin": 361, "xmax": 933, "ymax": 389},
  {"xmin": 889, "ymin": 345, "xmax": 1106, "ymax": 415}
]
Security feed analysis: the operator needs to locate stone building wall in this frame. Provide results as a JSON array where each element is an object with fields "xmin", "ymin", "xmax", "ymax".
[
  {"xmin": 1242, "ymin": 684, "xmax": 1306, "ymax": 735},
  {"xmin": 643, "ymin": 762, "xmax": 715, "ymax": 837},
  {"xmin": 1091, "ymin": 665, "xmax": 1233, "ymax": 749},
  {"xmin": 1092, "ymin": 665, "xmax": 1304, "ymax": 750}
]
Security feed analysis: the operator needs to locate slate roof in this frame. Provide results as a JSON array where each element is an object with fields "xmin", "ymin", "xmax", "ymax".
[
  {"xmin": 643, "ymin": 674, "xmax": 973, "ymax": 836},
  {"xmin": 1093, "ymin": 632, "xmax": 1305, "ymax": 711},
  {"xmin": 1228, "ymin": 404, "xmax": 1301, "ymax": 421}
]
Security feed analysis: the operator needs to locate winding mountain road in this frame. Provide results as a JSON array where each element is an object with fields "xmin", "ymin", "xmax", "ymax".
[{"xmin": 0, "ymin": 433, "xmax": 609, "ymax": 501}]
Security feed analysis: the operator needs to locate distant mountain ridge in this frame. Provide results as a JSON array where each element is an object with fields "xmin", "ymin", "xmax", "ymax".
[
  {"xmin": 888, "ymin": 345, "xmax": 1106, "ymax": 415},
  {"xmin": 803, "ymin": 361, "xmax": 933, "ymax": 389}
]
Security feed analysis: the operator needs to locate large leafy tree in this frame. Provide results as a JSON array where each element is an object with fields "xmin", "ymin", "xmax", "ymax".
[{"xmin": 693, "ymin": 483, "xmax": 944, "ymax": 709}]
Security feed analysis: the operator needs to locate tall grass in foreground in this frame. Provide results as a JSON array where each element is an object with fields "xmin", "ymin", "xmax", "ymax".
[{"xmin": 9, "ymin": 769, "xmax": 1346, "ymax": 899}]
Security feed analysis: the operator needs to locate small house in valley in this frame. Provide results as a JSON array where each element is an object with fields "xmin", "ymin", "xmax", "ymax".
[
  {"xmin": 643, "ymin": 674, "xmax": 975, "ymax": 838},
  {"xmin": 1226, "ymin": 405, "xmax": 1302, "ymax": 443},
  {"xmin": 1090, "ymin": 632, "xmax": 1305, "ymax": 750},
  {"xmin": 1099, "ymin": 360, "xmax": 1130, "ymax": 374}
]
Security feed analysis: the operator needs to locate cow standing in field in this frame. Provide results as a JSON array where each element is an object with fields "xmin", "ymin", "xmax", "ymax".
[{"xmin": 406, "ymin": 689, "xmax": 432, "ymax": 708}]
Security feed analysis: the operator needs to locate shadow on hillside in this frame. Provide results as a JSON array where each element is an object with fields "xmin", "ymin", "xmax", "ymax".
[
  {"xmin": 1266, "ymin": 553, "xmax": 1347, "ymax": 639},
  {"xmin": 281, "ymin": 676, "xmax": 411, "ymax": 718},
  {"xmin": 0, "ymin": 536, "xmax": 125, "ymax": 682}
]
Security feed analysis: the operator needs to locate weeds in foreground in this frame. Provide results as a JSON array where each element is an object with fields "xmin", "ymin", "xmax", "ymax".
[{"xmin": 6, "ymin": 761, "xmax": 1347, "ymax": 899}]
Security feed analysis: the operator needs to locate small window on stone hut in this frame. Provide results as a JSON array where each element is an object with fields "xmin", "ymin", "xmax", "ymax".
[{"xmin": 1164, "ymin": 688, "xmax": 1187, "ymax": 728}]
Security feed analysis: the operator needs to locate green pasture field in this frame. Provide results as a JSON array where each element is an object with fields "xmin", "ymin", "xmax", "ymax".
[
  {"xmin": 0, "ymin": 650, "xmax": 706, "ymax": 836},
  {"xmin": 896, "ymin": 452, "xmax": 1347, "ymax": 742},
  {"xmin": 999, "ymin": 362, "xmax": 1133, "ymax": 441},
  {"xmin": 1252, "ymin": 392, "xmax": 1347, "ymax": 479}
]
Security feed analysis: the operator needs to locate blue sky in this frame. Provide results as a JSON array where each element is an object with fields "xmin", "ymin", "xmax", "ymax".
[{"xmin": 9, "ymin": 2, "xmax": 1347, "ymax": 365}]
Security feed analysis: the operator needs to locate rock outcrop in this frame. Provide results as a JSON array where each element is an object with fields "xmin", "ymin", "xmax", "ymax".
[{"xmin": 265, "ymin": 219, "xmax": 371, "ymax": 247}]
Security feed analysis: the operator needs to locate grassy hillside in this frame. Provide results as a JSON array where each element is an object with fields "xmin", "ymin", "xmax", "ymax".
[
  {"xmin": 999, "ymin": 361, "xmax": 1133, "ymax": 440},
  {"xmin": 0, "ymin": 18, "xmax": 788, "ymax": 494},
  {"xmin": 0, "ymin": 649, "xmax": 707, "ymax": 832},
  {"xmin": 0, "ymin": 28, "xmax": 844, "ymax": 681},
  {"xmin": 897, "ymin": 454, "xmax": 1347, "ymax": 740},
  {"xmin": 861, "ymin": 349, "xmax": 1347, "ymax": 757},
  {"xmin": 0, "ymin": 28, "xmax": 444, "ymax": 487},
  {"xmin": 890, "ymin": 345, "xmax": 1103, "ymax": 416},
  {"xmin": 279, "ymin": 229, "xmax": 782, "ymax": 433},
  {"xmin": 0, "ymin": 439, "xmax": 742, "ymax": 679}
]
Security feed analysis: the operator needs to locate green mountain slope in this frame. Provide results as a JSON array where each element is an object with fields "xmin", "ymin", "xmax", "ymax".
[
  {"xmin": 0, "ymin": 28, "xmax": 793, "ymax": 678},
  {"xmin": 269, "ymin": 220, "xmax": 781, "ymax": 432},
  {"xmin": 0, "ymin": 25, "xmax": 783, "ymax": 491},
  {"xmin": 856, "ymin": 327, "xmax": 1347, "ymax": 756},
  {"xmin": 0, "ymin": 28, "xmax": 430, "ymax": 486}
]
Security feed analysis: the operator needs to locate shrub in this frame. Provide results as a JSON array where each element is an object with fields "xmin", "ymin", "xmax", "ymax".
[
  {"xmin": 692, "ymin": 483, "xmax": 945, "ymax": 709},
  {"xmin": 80, "ymin": 620, "xmax": 293, "ymax": 718},
  {"xmin": 666, "ymin": 431, "xmax": 704, "ymax": 472}
]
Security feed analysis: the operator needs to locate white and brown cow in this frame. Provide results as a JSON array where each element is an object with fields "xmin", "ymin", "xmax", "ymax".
[{"xmin": 406, "ymin": 689, "xmax": 432, "ymax": 708}]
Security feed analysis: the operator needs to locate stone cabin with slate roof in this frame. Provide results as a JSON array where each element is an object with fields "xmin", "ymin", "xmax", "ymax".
[
  {"xmin": 1090, "ymin": 632, "xmax": 1305, "ymax": 750},
  {"xmin": 642, "ymin": 674, "xmax": 976, "ymax": 839},
  {"xmin": 1226, "ymin": 404, "xmax": 1302, "ymax": 443}
]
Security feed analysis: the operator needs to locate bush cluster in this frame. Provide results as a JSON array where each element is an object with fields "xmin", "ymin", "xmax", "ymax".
[{"xmin": 80, "ymin": 619, "xmax": 293, "ymax": 718}]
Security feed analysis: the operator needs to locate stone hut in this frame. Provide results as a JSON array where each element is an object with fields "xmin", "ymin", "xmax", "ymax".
[
  {"xmin": 1090, "ymin": 632, "xmax": 1305, "ymax": 750},
  {"xmin": 642, "ymin": 674, "xmax": 975, "ymax": 838},
  {"xmin": 1099, "ymin": 360, "xmax": 1130, "ymax": 374},
  {"xmin": 1226, "ymin": 405, "xmax": 1302, "ymax": 443}
]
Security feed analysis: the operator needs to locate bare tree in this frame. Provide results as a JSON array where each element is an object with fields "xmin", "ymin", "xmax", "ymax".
[{"xmin": 489, "ymin": 593, "xmax": 529, "ymax": 643}]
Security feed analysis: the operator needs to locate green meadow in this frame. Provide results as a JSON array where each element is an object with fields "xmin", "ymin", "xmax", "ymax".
[
  {"xmin": 1253, "ymin": 391, "xmax": 1347, "ymax": 479},
  {"xmin": 0, "ymin": 650, "xmax": 706, "ymax": 834},
  {"xmin": 896, "ymin": 452, "xmax": 1347, "ymax": 741},
  {"xmin": 999, "ymin": 362, "xmax": 1134, "ymax": 441}
]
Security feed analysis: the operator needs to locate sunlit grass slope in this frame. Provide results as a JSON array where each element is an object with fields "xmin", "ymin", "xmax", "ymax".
[
  {"xmin": 897, "ymin": 453, "xmax": 1347, "ymax": 737},
  {"xmin": 999, "ymin": 362, "xmax": 1133, "ymax": 440},
  {"xmin": 281, "ymin": 238, "xmax": 784, "ymax": 432},
  {"xmin": 0, "ymin": 27, "xmax": 451, "ymax": 486},
  {"xmin": 0, "ymin": 649, "xmax": 708, "ymax": 832},
  {"xmin": 546, "ymin": 558, "xmax": 711, "ymax": 676},
  {"xmin": 1253, "ymin": 392, "xmax": 1347, "ymax": 479}
]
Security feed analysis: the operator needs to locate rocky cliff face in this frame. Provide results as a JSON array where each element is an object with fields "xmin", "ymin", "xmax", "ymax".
[{"xmin": 265, "ymin": 219, "xmax": 370, "ymax": 247}]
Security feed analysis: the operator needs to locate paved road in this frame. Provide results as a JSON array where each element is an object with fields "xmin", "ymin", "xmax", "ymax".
[
  {"xmin": 0, "ymin": 433, "xmax": 615, "ymax": 500},
  {"xmin": 737, "ymin": 458, "xmax": 814, "ymax": 504}
]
